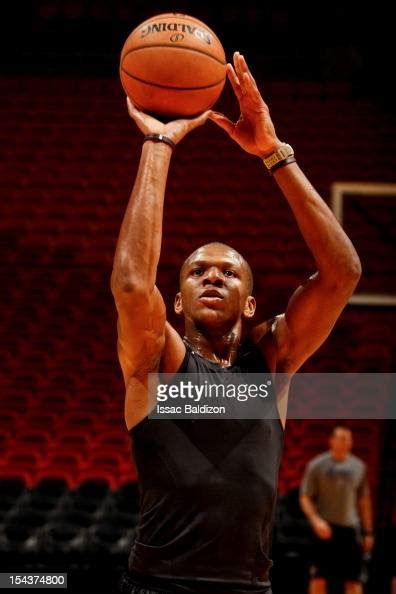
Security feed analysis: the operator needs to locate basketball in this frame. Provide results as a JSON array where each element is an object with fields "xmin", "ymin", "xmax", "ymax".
[{"xmin": 119, "ymin": 13, "xmax": 227, "ymax": 117}]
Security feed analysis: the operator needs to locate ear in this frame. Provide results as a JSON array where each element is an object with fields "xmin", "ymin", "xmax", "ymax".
[
  {"xmin": 174, "ymin": 291, "xmax": 183, "ymax": 315},
  {"xmin": 243, "ymin": 295, "xmax": 256, "ymax": 319}
]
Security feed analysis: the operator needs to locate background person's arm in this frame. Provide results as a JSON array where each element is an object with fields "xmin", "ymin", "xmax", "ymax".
[
  {"xmin": 358, "ymin": 489, "xmax": 374, "ymax": 553},
  {"xmin": 299, "ymin": 463, "xmax": 332, "ymax": 540},
  {"xmin": 210, "ymin": 52, "xmax": 361, "ymax": 374},
  {"xmin": 299, "ymin": 494, "xmax": 332, "ymax": 540}
]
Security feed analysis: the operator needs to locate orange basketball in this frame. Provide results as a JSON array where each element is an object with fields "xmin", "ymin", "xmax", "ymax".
[{"xmin": 119, "ymin": 13, "xmax": 227, "ymax": 117}]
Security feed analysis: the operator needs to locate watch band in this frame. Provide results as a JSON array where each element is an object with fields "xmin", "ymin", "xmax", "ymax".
[
  {"xmin": 270, "ymin": 155, "xmax": 296, "ymax": 175},
  {"xmin": 144, "ymin": 133, "xmax": 176, "ymax": 150},
  {"xmin": 263, "ymin": 143, "xmax": 294, "ymax": 170}
]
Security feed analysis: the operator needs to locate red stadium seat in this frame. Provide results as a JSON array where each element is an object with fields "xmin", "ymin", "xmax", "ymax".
[
  {"xmin": 77, "ymin": 469, "xmax": 118, "ymax": 491},
  {"xmin": 1, "ymin": 76, "xmax": 393, "ymax": 509}
]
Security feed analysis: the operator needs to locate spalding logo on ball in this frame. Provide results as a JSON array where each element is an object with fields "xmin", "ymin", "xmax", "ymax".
[{"xmin": 120, "ymin": 13, "xmax": 227, "ymax": 117}]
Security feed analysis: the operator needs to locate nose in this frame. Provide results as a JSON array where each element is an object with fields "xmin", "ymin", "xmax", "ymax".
[{"xmin": 202, "ymin": 267, "xmax": 224, "ymax": 287}]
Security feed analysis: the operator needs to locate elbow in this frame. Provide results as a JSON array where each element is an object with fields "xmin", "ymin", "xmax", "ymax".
[
  {"xmin": 110, "ymin": 268, "xmax": 149, "ymax": 296},
  {"xmin": 344, "ymin": 242, "xmax": 363, "ymax": 281},
  {"xmin": 348, "ymin": 253, "xmax": 362, "ymax": 281},
  {"xmin": 343, "ymin": 256, "xmax": 362, "ymax": 289},
  {"xmin": 111, "ymin": 250, "xmax": 153, "ymax": 295},
  {"xmin": 111, "ymin": 268, "xmax": 131, "ymax": 294},
  {"xmin": 330, "ymin": 254, "xmax": 362, "ymax": 293}
]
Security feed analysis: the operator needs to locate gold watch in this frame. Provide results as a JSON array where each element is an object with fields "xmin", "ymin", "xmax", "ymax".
[{"xmin": 263, "ymin": 144, "xmax": 294, "ymax": 170}]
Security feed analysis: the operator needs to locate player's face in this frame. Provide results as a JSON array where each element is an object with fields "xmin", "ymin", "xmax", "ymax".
[{"xmin": 175, "ymin": 245, "xmax": 255, "ymax": 327}]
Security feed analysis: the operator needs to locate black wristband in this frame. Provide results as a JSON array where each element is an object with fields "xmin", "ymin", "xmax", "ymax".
[
  {"xmin": 144, "ymin": 133, "xmax": 176, "ymax": 150},
  {"xmin": 270, "ymin": 155, "xmax": 296, "ymax": 175}
]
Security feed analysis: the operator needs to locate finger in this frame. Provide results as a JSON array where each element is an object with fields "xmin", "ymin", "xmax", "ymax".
[
  {"xmin": 236, "ymin": 53, "xmax": 260, "ymax": 99},
  {"xmin": 239, "ymin": 54, "xmax": 252, "ymax": 76},
  {"xmin": 238, "ymin": 54, "xmax": 257, "ymax": 97},
  {"xmin": 242, "ymin": 72, "xmax": 261, "ymax": 97},
  {"xmin": 233, "ymin": 50, "xmax": 242, "ymax": 75},
  {"xmin": 227, "ymin": 63, "xmax": 243, "ymax": 99},
  {"xmin": 187, "ymin": 109, "xmax": 211, "ymax": 130},
  {"xmin": 233, "ymin": 51, "xmax": 247, "ymax": 83},
  {"xmin": 126, "ymin": 96, "xmax": 143, "ymax": 114},
  {"xmin": 126, "ymin": 97, "xmax": 146, "ymax": 125},
  {"xmin": 126, "ymin": 96, "xmax": 138, "ymax": 116},
  {"xmin": 234, "ymin": 52, "xmax": 248, "ymax": 92},
  {"xmin": 238, "ymin": 72, "xmax": 265, "ymax": 109},
  {"xmin": 208, "ymin": 112, "xmax": 235, "ymax": 136},
  {"xmin": 239, "ymin": 55, "xmax": 260, "ymax": 92},
  {"xmin": 126, "ymin": 97, "xmax": 166, "ymax": 135}
]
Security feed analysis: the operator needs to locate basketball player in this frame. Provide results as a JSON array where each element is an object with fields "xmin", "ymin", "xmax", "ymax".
[
  {"xmin": 113, "ymin": 52, "xmax": 362, "ymax": 594},
  {"xmin": 300, "ymin": 426, "xmax": 374, "ymax": 594}
]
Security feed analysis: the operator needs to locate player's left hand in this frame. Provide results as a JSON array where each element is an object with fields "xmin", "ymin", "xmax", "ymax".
[{"xmin": 209, "ymin": 52, "xmax": 283, "ymax": 158}]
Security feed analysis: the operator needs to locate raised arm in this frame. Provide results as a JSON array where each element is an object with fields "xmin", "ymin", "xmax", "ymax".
[
  {"xmin": 111, "ymin": 100, "xmax": 209, "ymax": 426},
  {"xmin": 210, "ymin": 53, "xmax": 361, "ymax": 373}
]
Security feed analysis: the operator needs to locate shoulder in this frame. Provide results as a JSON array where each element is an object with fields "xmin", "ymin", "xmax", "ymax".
[
  {"xmin": 349, "ymin": 454, "xmax": 367, "ymax": 472},
  {"xmin": 159, "ymin": 322, "xmax": 187, "ymax": 373},
  {"xmin": 307, "ymin": 451, "xmax": 331, "ymax": 471},
  {"xmin": 249, "ymin": 317, "xmax": 274, "ymax": 343},
  {"xmin": 249, "ymin": 316, "xmax": 280, "ymax": 373},
  {"xmin": 250, "ymin": 314, "xmax": 299, "ymax": 373}
]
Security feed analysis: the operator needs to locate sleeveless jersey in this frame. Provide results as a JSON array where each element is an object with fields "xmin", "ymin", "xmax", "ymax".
[{"xmin": 127, "ymin": 337, "xmax": 284, "ymax": 593}]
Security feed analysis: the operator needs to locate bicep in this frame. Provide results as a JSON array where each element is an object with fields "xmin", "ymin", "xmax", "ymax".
[
  {"xmin": 113, "ymin": 285, "xmax": 167, "ymax": 384},
  {"xmin": 274, "ymin": 272, "xmax": 356, "ymax": 372},
  {"xmin": 300, "ymin": 467, "xmax": 317, "ymax": 499},
  {"xmin": 357, "ymin": 468, "xmax": 370, "ymax": 499}
]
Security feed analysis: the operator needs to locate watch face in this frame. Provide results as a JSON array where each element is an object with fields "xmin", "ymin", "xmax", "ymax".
[{"xmin": 264, "ymin": 144, "xmax": 293, "ymax": 169}]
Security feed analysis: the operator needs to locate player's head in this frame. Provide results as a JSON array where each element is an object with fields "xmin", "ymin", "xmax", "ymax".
[
  {"xmin": 329, "ymin": 425, "xmax": 353, "ymax": 459},
  {"xmin": 175, "ymin": 242, "xmax": 255, "ymax": 330}
]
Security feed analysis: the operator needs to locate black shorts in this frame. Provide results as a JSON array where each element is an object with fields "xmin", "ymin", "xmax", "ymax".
[
  {"xmin": 310, "ymin": 524, "xmax": 363, "ymax": 583},
  {"xmin": 118, "ymin": 572, "xmax": 272, "ymax": 594}
]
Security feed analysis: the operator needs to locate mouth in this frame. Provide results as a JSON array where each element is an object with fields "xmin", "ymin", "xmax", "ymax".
[{"xmin": 199, "ymin": 289, "xmax": 224, "ymax": 302}]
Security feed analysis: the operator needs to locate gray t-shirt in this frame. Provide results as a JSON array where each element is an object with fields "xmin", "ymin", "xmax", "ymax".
[{"xmin": 300, "ymin": 451, "xmax": 369, "ymax": 527}]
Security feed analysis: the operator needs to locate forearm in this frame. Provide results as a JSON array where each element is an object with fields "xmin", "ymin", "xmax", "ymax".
[
  {"xmin": 358, "ymin": 497, "xmax": 373, "ymax": 533},
  {"xmin": 111, "ymin": 140, "xmax": 172, "ymax": 292},
  {"xmin": 273, "ymin": 162, "xmax": 361, "ymax": 283},
  {"xmin": 210, "ymin": 52, "xmax": 360, "ymax": 286},
  {"xmin": 300, "ymin": 494, "xmax": 320, "ymax": 523}
]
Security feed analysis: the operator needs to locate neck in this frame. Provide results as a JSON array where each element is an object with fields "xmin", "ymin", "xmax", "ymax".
[
  {"xmin": 183, "ymin": 324, "xmax": 244, "ymax": 367},
  {"xmin": 331, "ymin": 451, "xmax": 349, "ymax": 461}
]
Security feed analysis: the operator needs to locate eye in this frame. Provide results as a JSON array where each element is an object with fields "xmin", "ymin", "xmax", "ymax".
[
  {"xmin": 224, "ymin": 270, "xmax": 236, "ymax": 278},
  {"xmin": 191, "ymin": 268, "xmax": 203, "ymax": 276}
]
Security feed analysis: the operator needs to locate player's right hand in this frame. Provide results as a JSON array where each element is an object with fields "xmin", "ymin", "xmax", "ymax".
[
  {"xmin": 126, "ymin": 97, "xmax": 210, "ymax": 146},
  {"xmin": 311, "ymin": 516, "xmax": 333, "ymax": 540}
]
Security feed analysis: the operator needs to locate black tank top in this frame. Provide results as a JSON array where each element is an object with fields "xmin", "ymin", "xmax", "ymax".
[{"xmin": 127, "ymin": 337, "xmax": 284, "ymax": 593}]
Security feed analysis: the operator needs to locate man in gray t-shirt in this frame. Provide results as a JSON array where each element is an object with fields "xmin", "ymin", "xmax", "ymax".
[{"xmin": 300, "ymin": 426, "xmax": 374, "ymax": 594}]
